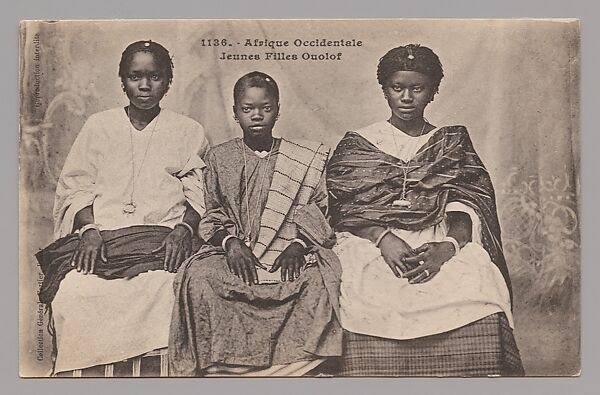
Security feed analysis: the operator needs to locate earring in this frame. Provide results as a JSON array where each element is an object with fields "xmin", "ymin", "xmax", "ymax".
[{"xmin": 233, "ymin": 115, "xmax": 239, "ymax": 123}]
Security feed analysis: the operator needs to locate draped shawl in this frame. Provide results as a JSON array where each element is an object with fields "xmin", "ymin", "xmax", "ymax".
[
  {"xmin": 327, "ymin": 126, "xmax": 512, "ymax": 298},
  {"xmin": 36, "ymin": 225, "xmax": 202, "ymax": 304}
]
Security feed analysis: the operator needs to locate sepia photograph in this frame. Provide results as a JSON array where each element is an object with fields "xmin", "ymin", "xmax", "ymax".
[{"xmin": 19, "ymin": 18, "xmax": 580, "ymax": 378}]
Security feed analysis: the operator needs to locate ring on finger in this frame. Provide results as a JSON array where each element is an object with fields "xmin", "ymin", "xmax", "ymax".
[
  {"xmin": 418, "ymin": 260, "xmax": 425, "ymax": 266},
  {"xmin": 424, "ymin": 269, "xmax": 430, "ymax": 276}
]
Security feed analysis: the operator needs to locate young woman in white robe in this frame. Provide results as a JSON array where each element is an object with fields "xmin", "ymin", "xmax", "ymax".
[{"xmin": 50, "ymin": 40, "xmax": 209, "ymax": 375}]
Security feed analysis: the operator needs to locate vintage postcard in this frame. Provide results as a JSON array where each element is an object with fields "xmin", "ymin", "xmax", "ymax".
[{"xmin": 19, "ymin": 19, "xmax": 580, "ymax": 377}]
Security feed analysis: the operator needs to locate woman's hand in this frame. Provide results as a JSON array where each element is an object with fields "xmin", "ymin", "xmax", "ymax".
[
  {"xmin": 402, "ymin": 241, "xmax": 456, "ymax": 284},
  {"xmin": 152, "ymin": 225, "xmax": 192, "ymax": 273},
  {"xmin": 70, "ymin": 229, "xmax": 107, "ymax": 275},
  {"xmin": 270, "ymin": 242, "xmax": 306, "ymax": 282},
  {"xmin": 224, "ymin": 238, "xmax": 267, "ymax": 285},
  {"xmin": 378, "ymin": 232, "xmax": 417, "ymax": 277}
]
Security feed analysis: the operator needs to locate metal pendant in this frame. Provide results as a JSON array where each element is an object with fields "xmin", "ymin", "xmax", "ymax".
[
  {"xmin": 392, "ymin": 199, "xmax": 412, "ymax": 208},
  {"xmin": 123, "ymin": 202, "xmax": 137, "ymax": 214}
]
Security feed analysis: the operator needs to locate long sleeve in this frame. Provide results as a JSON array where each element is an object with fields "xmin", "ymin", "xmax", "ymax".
[
  {"xmin": 53, "ymin": 114, "xmax": 103, "ymax": 239},
  {"xmin": 307, "ymin": 168, "xmax": 329, "ymax": 216},
  {"xmin": 197, "ymin": 150, "xmax": 238, "ymax": 243},
  {"xmin": 177, "ymin": 122, "xmax": 210, "ymax": 217}
]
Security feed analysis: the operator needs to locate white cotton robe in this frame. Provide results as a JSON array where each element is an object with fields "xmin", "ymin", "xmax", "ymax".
[
  {"xmin": 51, "ymin": 108, "xmax": 208, "ymax": 373},
  {"xmin": 333, "ymin": 121, "xmax": 512, "ymax": 341}
]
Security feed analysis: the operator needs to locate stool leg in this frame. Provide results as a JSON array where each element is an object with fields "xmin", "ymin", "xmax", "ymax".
[
  {"xmin": 132, "ymin": 357, "xmax": 141, "ymax": 377},
  {"xmin": 160, "ymin": 351, "xmax": 169, "ymax": 377}
]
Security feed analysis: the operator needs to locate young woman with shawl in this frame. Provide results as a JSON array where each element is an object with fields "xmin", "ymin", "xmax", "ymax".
[
  {"xmin": 327, "ymin": 44, "xmax": 524, "ymax": 376},
  {"xmin": 168, "ymin": 72, "xmax": 342, "ymax": 376}
]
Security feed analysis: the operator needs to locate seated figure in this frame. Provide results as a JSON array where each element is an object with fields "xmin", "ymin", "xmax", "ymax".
[
  {"xmin": 40, "ymin": 40, "xmax": 209, "ymax": 376},
  {"xmin": 168, "ymin": 71, "xmax": 342, "ymax": 377},
  {"xmin": 327, "ymin": 44, "xmax": 524, "ymax": 376}
]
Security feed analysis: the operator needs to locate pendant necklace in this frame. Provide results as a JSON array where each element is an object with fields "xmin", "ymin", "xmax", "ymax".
[
  {"xmin": 389, "ymin": 119, "xmax": 427, "ymax": 209},
  {"xmin": 123, "ymin": 108, "xmax": 160, "ymax": 215},
  {"xmin": 241, "ymin": 138, "xmax": 275, "ymax": 247}
]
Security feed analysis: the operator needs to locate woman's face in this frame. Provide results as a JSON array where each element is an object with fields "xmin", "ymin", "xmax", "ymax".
[
  {"xmin": 383, "ymin": 70, "xmax": 434, "ymax": 123},
  {"xmin": 122, "ymin": 51, "xmax": 170, "ymax": 111},
  {"xmin": 234, "ymin": 86, "xmax": 279, "ymax": 140}
]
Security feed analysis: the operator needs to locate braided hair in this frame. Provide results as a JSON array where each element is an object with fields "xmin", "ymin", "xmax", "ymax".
[{"xmin": 377, "ymin": 44, "xmax": 444, "ymax": 94}]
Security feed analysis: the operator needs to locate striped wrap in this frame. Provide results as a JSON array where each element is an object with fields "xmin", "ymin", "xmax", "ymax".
[{"xmin": 253, "ymin": 138, "xmax": 330, "ymax": 267}]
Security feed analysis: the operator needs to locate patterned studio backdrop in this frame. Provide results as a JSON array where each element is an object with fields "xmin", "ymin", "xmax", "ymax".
[{"xmin": 19, "ymin": 20, "xmax": 580, "ymax": 376}]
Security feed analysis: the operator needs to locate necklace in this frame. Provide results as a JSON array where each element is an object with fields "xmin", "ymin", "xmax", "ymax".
[
  {"xmin": 123, "ymin": 108, "xmax": 160, "ymax": 215},
  {"xmin": 389, "ymin": 119, "xmax": 427, "ymax": 209},
  {"xmin": 241, "ymin": 138, "xmax": 276, "ymax": 247}
]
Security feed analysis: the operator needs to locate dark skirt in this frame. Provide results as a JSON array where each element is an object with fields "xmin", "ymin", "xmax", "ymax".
[
  {"xmin": 168, "ymin": 255, "xmax": 342, "ymax": 376},
  {"xmin": 339, "ymin": 312, "xmax": 524, "ymax": 377}
]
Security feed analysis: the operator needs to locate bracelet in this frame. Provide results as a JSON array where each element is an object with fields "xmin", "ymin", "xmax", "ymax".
[
  {"xmin": 442, "ymin": 236, "xmax": 461, "ymax": 256},
  {"xmin": 78, "ymin": 223, "xmax": 101, "ymax": 237},
  {"xmin": 374, "ymin": 228, "xmax": 393, "ymax": 248},
  {"xmin": 222, "ymin": 235, "xmax": 237, "ymax": 251},
  {"xmin": 175, "ymin": 222, "xmax": 194, "ymax": 236},
  {"xmin": 291, "ymin": 238, "xmax": 308, "ymax": 249}
]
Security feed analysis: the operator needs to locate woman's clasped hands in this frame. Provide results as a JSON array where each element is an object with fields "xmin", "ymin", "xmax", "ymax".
[{"xmin": 378, "ymin": 231, "xmax": 456, "ymax": 284}]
